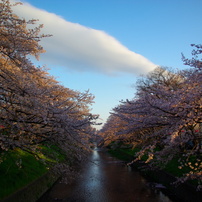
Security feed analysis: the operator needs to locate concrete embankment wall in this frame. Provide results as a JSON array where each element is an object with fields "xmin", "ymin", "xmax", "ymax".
[{"xmin": 1, "ymin": 172, "xmax": 59, "ymax": 202}]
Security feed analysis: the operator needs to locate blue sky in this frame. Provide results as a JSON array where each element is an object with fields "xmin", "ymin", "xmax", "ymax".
[{"xmin": 11, "ymin": 0, "xmax": 202, "ymax": 129}]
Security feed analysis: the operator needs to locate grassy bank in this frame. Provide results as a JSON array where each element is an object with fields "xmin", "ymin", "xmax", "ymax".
[
  {"xmin": 108, "ymin": 146, "xmax": 197, "ymax": 183},
  {"xmin": 108, "ymin": 146, "xmax": 202, "ymax": 201},
  {"xmin": 0, "ymin": 144, "xmax": 65, "ymax": 200}
]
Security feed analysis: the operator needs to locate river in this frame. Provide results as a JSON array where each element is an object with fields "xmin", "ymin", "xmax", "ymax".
[{"xmin": 38, "ymin": 147, "xmax": 174, "ymax": 202}]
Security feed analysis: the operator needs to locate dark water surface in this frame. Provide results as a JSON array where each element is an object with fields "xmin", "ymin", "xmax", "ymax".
[{"xmin": 38, "ymin": 147, "xmax": 174, "ymax": 202}]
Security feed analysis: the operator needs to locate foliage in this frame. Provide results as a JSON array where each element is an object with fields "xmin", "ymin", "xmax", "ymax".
[
  {"xmin": 0, "ymin": 0, "xmax": 99, "ymax": 184},
  {"xmin": 99, "ymin": 46, "xmax": 202, "ymax": 189}
]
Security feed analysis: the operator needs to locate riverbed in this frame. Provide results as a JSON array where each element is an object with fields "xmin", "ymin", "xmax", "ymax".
[{"xmin": 38, "ymin": 147, "xmax": 174, "ymax": 202}]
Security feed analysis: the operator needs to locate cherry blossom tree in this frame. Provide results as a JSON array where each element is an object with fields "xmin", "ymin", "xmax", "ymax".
[
  {"xmin": 101, "ymin": 63, "xmax": 202, "ymax": 188},
  {"xmin": 0, "ymin": 0, "xmax": 99, "ymax": 180},
  {"xmin": 0, "ymin": 0, "xmax": 49, "ymax": 66},
  {"xmin": 98, "ymin": 114, "xmax": 129, "ymax": 147}
]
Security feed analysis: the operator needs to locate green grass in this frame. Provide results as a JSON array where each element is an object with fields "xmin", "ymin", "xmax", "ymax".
[
  {"xmin": 0, "ymin": 149, "xmax": 47, "ymax": 199},
  {"xmin": 108, "ymin": 145, "xmax": 146, "ymax": 161},
  {"xmin": 38, "ymin": 144, "xmax": 66, "ymax": 164},
  {"xmin": 0, "ymin": 144, "xmax": 66, "ymax": 199},
  {"xmin": 163, "ymin": 155, "xmax": 200, "ymax": 186},
  {"xmin": 108, "ymin": 147, "xmax": 137, "ymax": 161},
  {"xmin": 108, "ymin": 146, "xmax": 200, "ymax": 184}
]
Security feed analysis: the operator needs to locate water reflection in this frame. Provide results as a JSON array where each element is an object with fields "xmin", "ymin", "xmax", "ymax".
[
  {"xmin": 38, "ymin": 148, "xmax": 173, "ymax": 202},
  {"xmin": 70, "ymin": 148, "xmax": 108, "ymax": 201}
]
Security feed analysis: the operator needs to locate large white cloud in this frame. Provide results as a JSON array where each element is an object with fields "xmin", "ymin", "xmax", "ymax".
[{"xmin": 12, "ymin": 1, "xmax": 156, "ymax": 75}]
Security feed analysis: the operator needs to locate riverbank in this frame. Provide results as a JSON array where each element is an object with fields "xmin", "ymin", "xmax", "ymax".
[
  {"xmin": 0, "ymin": 144, "xmax": 65, "ymax": 201},
  {"xmin": 1, "ymin": 171, "xmax": 59, "ymax": 202},
  {"xmin": 108, "ymin": 147, "xmax": 202, "ymax": 202}
]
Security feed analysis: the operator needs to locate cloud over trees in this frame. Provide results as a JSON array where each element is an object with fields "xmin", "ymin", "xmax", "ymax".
[{"xmin": 12, "ymin": 0, "xmax": 156, "ymax": 75}]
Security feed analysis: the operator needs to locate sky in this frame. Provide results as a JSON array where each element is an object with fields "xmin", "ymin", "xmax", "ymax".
[{"xmin": 10, "ymin": 0, "xmax": 202, "ymax": 129}]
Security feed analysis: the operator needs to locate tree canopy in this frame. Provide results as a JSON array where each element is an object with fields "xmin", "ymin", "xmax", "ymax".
[
  {"xmin": 0, "ymin": 0, "xmax": 98, "ymax": 178},
  {"xmin": 99, "ymin": 50, "xmax": 202, "ymax": 189}
]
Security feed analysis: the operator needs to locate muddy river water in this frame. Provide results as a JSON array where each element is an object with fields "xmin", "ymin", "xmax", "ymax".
[{"xmin": 38, "ymin": 147, "xmax": 174, "ymax": 202}]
